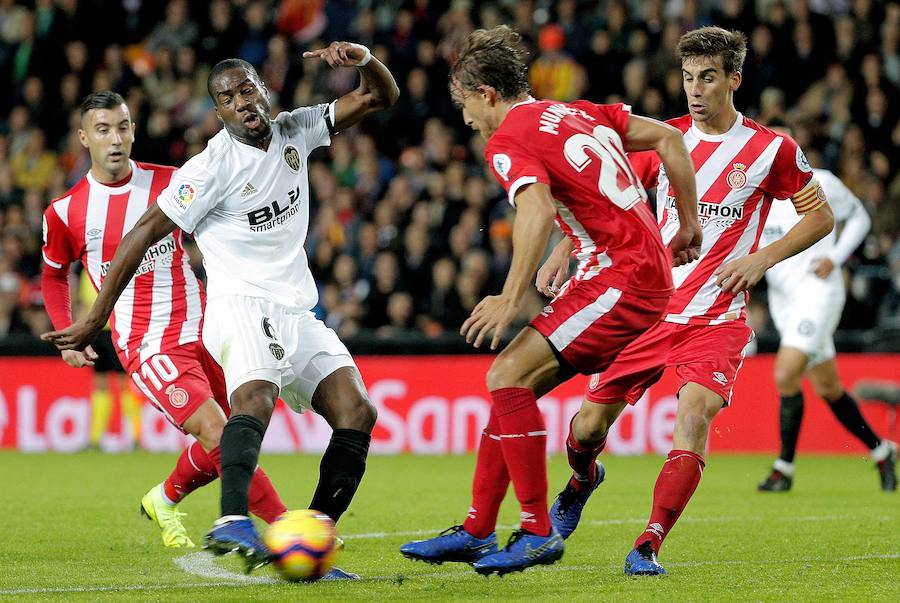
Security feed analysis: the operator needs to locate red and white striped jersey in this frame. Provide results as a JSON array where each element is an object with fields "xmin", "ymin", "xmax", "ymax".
[
  {"xmin": 42, "ymin": 161, "xmax": 204, "ymax": 369},
  {"xmin": 649, "ymin": 114, "xmax": 825, "ymax": 325}
]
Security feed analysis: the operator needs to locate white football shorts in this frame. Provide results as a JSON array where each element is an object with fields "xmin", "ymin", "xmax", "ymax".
[
  {"xmin": 768, "ymin": 277, "xmax": 844, "ymax": 367},
  {"xmin": 203, "ymin": 295, "xmax": 356, "ymax": 412}
]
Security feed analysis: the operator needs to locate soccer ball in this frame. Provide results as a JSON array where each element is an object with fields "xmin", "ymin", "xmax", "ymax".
[{"xmin": 263, "ymin": 509, "xmax": 339, "ymax": 582}]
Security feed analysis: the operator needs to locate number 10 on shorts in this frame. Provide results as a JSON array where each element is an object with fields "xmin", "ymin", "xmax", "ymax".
[{"xmin": 139, "ymin": 354, "xmax": 180, "ymax": 390}]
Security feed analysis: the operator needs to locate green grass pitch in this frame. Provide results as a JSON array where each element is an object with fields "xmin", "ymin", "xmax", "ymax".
[{"xmin": 1, "ymin": 451, "xmax": 897, "ymax": 601}]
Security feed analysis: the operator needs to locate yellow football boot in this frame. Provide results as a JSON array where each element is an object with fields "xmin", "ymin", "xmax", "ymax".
[{"xmin": 140, "ymin": 483, "xmax": 195, "ymax": 548}]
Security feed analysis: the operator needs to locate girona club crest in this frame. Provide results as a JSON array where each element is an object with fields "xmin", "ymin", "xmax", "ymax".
[
  {"xmin": 165, "ymin": 385, "xmax": 190, "ymax": 409},
  {"xmin": 726, "ymin": 163, "xmax": 748, "ymax": 189}
]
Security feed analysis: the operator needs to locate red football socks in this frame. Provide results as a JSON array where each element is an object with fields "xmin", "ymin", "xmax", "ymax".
[
  {"xmin": 248, "ymin": 467, "xmax": 288, "ymax": 523},
  {"xmin": 492, "ymin": 387, "xmax": 551, "ymax": 537},
  {"xmin": 163, "ymin": 441, "xmax": 218, "ymax": 503},
  {"xmin": 636, "ymin": 449, "xmax": 705, "ymax": 553},
  {"xmin": 207, "ymin": 445, "xmax": 287, "ymax": 523},
  {"xmin": 565, "ymin": 415, "xmax": 605, "ymax": 491},
  {"xmin": 463, "ymin": 408, "xmax": 510, "ymax": 538}
]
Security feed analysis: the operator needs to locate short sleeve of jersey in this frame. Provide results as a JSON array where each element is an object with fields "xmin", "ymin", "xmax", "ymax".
[
  {"xmin": 41, "ymin": 205, "xmax": 76, "ymax": 268},
  {"xmin": 286, "ymin": 103, "xmax": 332, "ymax": 151},
  {"xmin": 575, "ymin": 101, "xmax": 632, "ymax": 142},
  {"xmin": 485, "ymin": 133, "xmax": 550, "ymax": 207},
  {"xmin": 156, "ymin": 157, "xmax": 219, "ymax": 234},
  {"xmin": 763, "ymin": 134, "xmax": 824, "ymax": 213}
]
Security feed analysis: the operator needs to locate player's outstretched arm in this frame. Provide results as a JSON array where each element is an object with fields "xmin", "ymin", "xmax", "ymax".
[
  {"xmin": 42, "ymin": 204, "xmax": 177, "ymax": 351},
  {"xmin": 716, "ymin": 203, "xmax": 835, "ymax": 294},
  {"xmin": 303, "ymin": 42, "xmax": 400, "ymax": 133},
  {"xmin": 624, "ymin": 114, "xmax": 702, "ymax": 266},
  {"xmin": 462, "ymin": 183, "xmax": 556, "ymax": 350}
]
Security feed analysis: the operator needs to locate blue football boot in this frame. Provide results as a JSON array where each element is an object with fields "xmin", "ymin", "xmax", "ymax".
[
  {"xmin": 321, "ymin": 567, "xmax": 360, "ymax": 580},
  {"xmin": 400, "ymin": 525, "xmax": 498, "ymax": 564},
  {"xmin": 203, "ymin": 516, "xmax": 271, "ymax": 573},
  {"xmin": 550, "ymin": 460, "xmax": 606, "ymax": 539},
  {"xmin": 472, "ymin": 528, "xmax": 564, "ymax": 576},
  {"xmin": 624, "ymin": 541, "xmax": 666, "ymax": 576}
]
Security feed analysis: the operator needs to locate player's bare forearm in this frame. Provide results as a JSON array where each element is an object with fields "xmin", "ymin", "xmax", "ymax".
[
  {"xmin": 356, "ymin": 57, "xmax": 400, "ymax": 110},
  {"xmin": 624, "ymin": 114, "xmax": 700, "ymax": 264},
  {"xmin": 503, "ymin": 184, "xmax": 557, "ymax": 304},
  {"xmin": 308, "ymin": 42, "xmax": 400, "ymax": 132},
  {"xmin": 715, "ymin": 204, "xmax": 834, "ymax": 293},
  {"xmin": 624, "ymin": 116, "xmax": 697, "ymax": 220},
  {"xmin": 461, "ymin": 184, "xmax": 556, "ymax": 349},
  {"xmin": 44, "ymin": 204, "xmax": 177, "ymax": 350},
  {"xmin": 758, "ymin": 203, "xmax": 835, "ymax": 268},
  {"xmin": 654, "ymin": 129, "xmax": 699, "ymax": 231},
  {"xmin": 91, "ymin": 204, "xmax": 176, "ymax": 324}
]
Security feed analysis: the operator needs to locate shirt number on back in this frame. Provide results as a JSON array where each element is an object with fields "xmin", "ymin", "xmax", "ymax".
[
  {"xmin": 563, "ymin": 125, "xmax": 646, "ymax": 211},
  {"xmin": 140, "ymin": 354, "xmax": 180, "ymax": 390}
]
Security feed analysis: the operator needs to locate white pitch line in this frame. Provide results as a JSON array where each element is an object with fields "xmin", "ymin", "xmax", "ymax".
[
  {"xmin": 342, "ymin": 514, "xmax": 891, "ymax": 540},
  {"xmin": 172, "ymin": 552, "xmax": 280, "ymax": 584},
  {"xmin": 0, "ymin": 581, "xmax": 267, "ymax": 596},
  {"xmin": 2, "ymin": 514, "xmax": 895, "ymax": 596},
  {"xmin": 3, "ymin": 551, "xmax": 898, "ymax": 596}
]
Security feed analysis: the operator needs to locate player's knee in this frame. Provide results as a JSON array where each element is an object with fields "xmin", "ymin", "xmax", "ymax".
[
  {"xmin": 189, "ymin": 407, "xmax": 227, "ymax": 450},
  {"xmin": 816, "ymin": 383, "xmax": 843, "ymax": 403},
  {"xmin": 572, "ymin": 407, "xmax": 613, "ymax": 444},
  {"xmin": 486, "ymin": 354, "xmax": 522, "ymax": 390},
  {"xmin": 340, "ymin": 397, "xmax": 377, "ymax": 433},
  {"xmin": 231, "ymin": 388, "xmax": 277, "ymax": 425},
  {"xmin": 573, "ymin": 417, "xmax": 607, "ymax": 444},
  {"xmin": 774, "ymin": 366, "xmax": 802, "ymax": 394}
]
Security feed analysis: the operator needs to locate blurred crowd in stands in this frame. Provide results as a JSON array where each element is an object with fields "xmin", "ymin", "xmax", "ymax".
[{"xmin": 1, "ymin": 0, "xmax": 899, "ymax": 346}]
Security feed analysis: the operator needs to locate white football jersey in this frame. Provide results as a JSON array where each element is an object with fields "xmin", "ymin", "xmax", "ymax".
[
  {"xmin": 157, "ymin": 104, "xmax": 332, "ymax": 309},
  {"xmin": 762, "ymin": 168, "xmax": 870, "ymax": 290}
]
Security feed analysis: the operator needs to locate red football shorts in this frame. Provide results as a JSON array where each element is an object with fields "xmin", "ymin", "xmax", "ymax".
[
  {"xmin": 129, "ymin": 340, "xmax": 229, "ymax": 430},
  {"xmin": 585, "ymin": 320, "xmax": 754, "ymax": 406},
  {"xmin": 530, "ymin": 279, "xmax": 669, "ymax": 375}
]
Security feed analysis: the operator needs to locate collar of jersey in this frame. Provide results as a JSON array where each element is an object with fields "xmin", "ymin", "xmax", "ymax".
[
  {"xmin": 228, "ymin": 123, "xmax": 280, "ymax": 154},
  {"xmin": 689, "ymin": 112, "xmax": 744, "ymax": 142},
  {"xmin": 509, "ymin": 96, "xmax": 537, "ymax": 111},
  {"xmin": 86, "ymin": 160, "xmax": 136, "ymax": 190}
]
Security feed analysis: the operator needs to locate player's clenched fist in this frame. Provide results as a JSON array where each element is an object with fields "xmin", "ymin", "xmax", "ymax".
[
  {"xmin": 303, "ymin": 42, "xmax": 371, "ymax": 68},
  {"xmin": 670, "ymin": 223, "xmax": 703, "ymax": 267}
]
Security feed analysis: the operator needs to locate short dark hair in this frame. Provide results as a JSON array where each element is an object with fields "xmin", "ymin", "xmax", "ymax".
[
  {"xmin": 207, "ymin": 58, "xmax": 259, "ymax": 100},
  {"xmin": 80, "ymin": 90, "xmax": 126, "ymax": 117},
  {"xmin": 677, "ymin": 27, "xmax": 748, "ymax": 74},
  {"xmin": 451, "ymin": 25, "xmax": 530, "ymax": 100}
]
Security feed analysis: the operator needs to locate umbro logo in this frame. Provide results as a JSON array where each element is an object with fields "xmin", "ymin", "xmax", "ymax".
[
  {"xmin": 712, "ymin": 372, "xmax": 728, "ymax": 386},
  {"xmin": 241, "ymin": 182, "xmax": 257, "ymax": 197},
  {"xmin": 647, "ymin": 522, "xmax": 665, "ymax": 537},
  {"xmin": 87, "ymin": 228, "xmax": 102, "ymax": 239}
]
